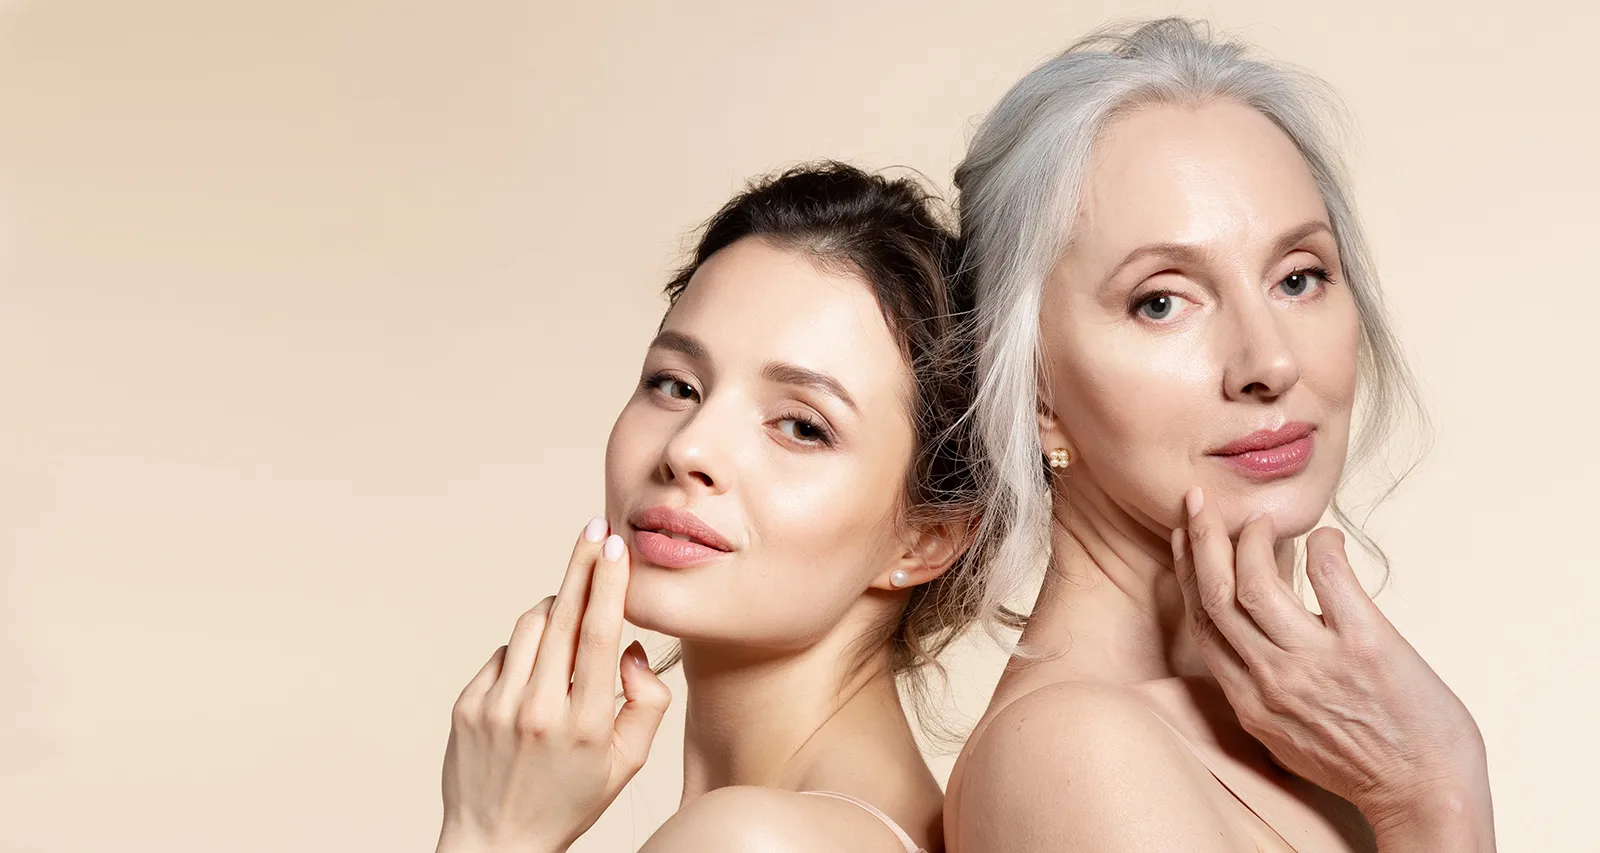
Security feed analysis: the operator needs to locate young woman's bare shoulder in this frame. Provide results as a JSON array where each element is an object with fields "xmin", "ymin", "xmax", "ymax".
[
  {"xmin": 640, "ymin": 786, "xmax": 914, "ymax": 853},
  {"xmin": 949, "ymin": 682, "xmax": 1249, "ymax": 852}
]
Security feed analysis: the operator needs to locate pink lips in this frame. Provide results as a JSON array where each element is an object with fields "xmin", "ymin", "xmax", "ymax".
[
  {"xmin": 1208, "ymin": 422, "xmax": 1316, "ymax": 479},
  {"xmin": 628, "ymin": 505, "xmax": 734, "ymax": 569}
]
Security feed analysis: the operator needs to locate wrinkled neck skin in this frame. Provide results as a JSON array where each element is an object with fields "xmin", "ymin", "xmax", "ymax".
[
  {"xmin": 1012, "ymin": 473, "xmax": 1297, "ymax": 691},
  {"xmin": 675, "ymin": 597, "xmax": 912, "ymax": 806}
]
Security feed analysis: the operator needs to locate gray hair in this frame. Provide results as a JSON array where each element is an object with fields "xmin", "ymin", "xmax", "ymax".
[{"xmin": 954, "ymin": 17, "xmax": 1426, "ymax": 636}]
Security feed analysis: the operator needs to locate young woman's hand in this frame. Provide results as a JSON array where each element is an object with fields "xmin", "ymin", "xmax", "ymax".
[
  {"xmin": 436, "ymin": 517, "xmax": 671, "ymax": 853},
  {"xmin": 1171, "ymin": 488, "xmax": 1495, "ymax": 853}
]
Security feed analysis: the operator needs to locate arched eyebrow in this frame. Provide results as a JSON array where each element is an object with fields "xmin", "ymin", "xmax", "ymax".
[
  {"xmin": 1107, "ymin": 220, "xmax": 1336, "ymax": 279},
  {"xmin": 648, "ymin": 331, "xmax": 859, "ymax": 415},
  {"xmin": 1265, "ymin": 220, "xmax": 1336, "ymax": 262},
  {"xmin": 647, "ymin": 330, "xmax": 707, "ymax": 360},
  {"xmin": 761, "ymin": 363, "xmax": 859, "ymax": 414}
]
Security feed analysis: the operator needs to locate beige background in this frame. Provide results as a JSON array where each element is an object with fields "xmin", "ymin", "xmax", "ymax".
[{"xmin": 1, "ymin": 1, "xmax": 1594, "ymax": 850}]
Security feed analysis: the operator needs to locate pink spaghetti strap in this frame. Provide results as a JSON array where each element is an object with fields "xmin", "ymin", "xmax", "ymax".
[{"xmin": 800, "ymin": 790, "xmax": 925, "ymax": 853}]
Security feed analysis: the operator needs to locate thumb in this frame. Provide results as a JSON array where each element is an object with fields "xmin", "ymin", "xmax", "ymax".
[
  {"xmin": 1305, "ymin": 527, "xmax": 1380, "ymax": 633},
  {"xmin": 613, "ymin": 641, "xmax": 671, "ymax": 772}
]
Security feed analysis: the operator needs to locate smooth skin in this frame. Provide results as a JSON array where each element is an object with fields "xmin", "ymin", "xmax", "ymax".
[
  {"xmin": 944, "ymin": 100, "xmax": 1493, "ymax": 852},
  {"xmin": 437, "ymin": 238, "xmax": 957, "ymax": 853},
  {"xmin": 438, "ymin": 523, "xmax": 669, "ymax": 853}
]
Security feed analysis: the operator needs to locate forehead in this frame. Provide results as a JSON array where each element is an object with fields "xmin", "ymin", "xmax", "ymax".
[
  {"xmin": 1075, "ymin": 100, "xmax": 1328, "ymax": 256},
  {"xmin": 663, "ymin": 237, "xmax": 911, "ymax": 404}
]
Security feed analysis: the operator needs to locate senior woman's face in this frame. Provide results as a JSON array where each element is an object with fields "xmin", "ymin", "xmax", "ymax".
[{"xmin": 1038, "ymin": 100, "xmax": 1361, "ymax": 536}]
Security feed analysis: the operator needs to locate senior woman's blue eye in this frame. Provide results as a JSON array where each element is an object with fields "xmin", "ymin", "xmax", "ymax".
[
  {"xmin": 1279, "ymin": 267, "xmax": 1332, "ymax": 297},
  {"xmin": 1135, "ymin": 292, "xmax": 1193, "ymax": 321}
]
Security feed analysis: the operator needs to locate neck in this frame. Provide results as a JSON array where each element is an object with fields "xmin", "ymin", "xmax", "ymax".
[
  {"xmin": 1019, "ymin": 478, "xmax": 1296, "ymax": 685},
  {"xmin": 676, "ymin": 616, "xmax": 905, "ymax": 804}
]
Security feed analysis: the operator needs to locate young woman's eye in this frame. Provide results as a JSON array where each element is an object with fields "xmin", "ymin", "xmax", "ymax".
[
  {"xmin": 1133, "ymin": 292, "xmax": 1194, "ymax": 322},
  {"xmin": 1277, "ymin": 266, "xmax": 1333, "ymax": 298},
  {"xmin": 645, "ymin": 373, "xmax": 699, "ymax": 402},
  {"xmin": 775, "ymin": 415, "xmax": 833, "ymax": 447}
]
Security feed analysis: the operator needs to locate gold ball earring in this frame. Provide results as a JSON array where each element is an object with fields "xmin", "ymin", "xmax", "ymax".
[{"xmin": 1047, "ymin": 448, "xmax": 1071, "ymax": 470}]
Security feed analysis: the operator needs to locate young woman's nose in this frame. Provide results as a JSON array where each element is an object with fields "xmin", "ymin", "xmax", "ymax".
[{"xmin": 658, "ymin": 402, "xmax": 736, "ymax": 495}]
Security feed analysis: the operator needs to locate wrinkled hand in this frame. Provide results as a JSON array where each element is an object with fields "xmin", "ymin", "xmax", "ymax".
[
  {"xmin": 1171, "ymin": 488, "xmax": 1494, "ymax": 850},
  {"xmin": 437, "ymin": 517, "xmax": 671, "ymax": 853}
]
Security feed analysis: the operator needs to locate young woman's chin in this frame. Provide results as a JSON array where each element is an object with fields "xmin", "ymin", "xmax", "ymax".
[
  {"xmin": 621, "ymin": 568, "xmax": 699, "ymax": 636},
  {"xmin": 622, "ymin": 569, "xmax": 749, "ymax": 643}
]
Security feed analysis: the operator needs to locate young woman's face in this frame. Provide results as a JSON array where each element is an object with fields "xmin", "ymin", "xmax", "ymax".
[
  {"xmin": 1039, "ymin": 100, "xmax": 1360, "ymax": 536},
  {"xmin": 605, "ymin": 237, "xmax": 918, "ymax": 650}
]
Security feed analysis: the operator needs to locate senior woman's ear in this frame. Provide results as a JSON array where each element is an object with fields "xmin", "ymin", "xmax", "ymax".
[{"xmin": 1037, "ymin": 397, "xmax": 1075, "ymax": 469}]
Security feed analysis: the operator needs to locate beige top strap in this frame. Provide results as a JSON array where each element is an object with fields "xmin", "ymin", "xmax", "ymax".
[
  {"xmin": 1144, "ymin": 711, "xmax": 1299, "ymax": 850},
  {"xmin": 800, "ymin": 790, "xmax": 924, "ymax": 853}
]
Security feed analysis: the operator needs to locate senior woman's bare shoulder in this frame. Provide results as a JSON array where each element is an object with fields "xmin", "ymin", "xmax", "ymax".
[
  {"xmin": 949, "ymin": 682, "xmax": 1252, "ymax": 852},
  {"xmin": 641, "ymin": 785, "xmax": 922, "ymax": 853}
]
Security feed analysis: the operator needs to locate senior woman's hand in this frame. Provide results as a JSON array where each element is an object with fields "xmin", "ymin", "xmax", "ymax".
[{"xmin": 1172, "ymin": 487, "xmax": 1496, "ymax": 852}]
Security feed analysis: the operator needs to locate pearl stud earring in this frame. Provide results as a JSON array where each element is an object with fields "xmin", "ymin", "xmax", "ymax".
[
  {"xmin": 1047, "ymin": 447, "xmax": 1071, "ymax": 469},
  {"xmin": 889, "ymin": 569, "xmax": 911, "ymax": 589}
]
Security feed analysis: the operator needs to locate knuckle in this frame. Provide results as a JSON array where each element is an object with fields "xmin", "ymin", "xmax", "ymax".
[
  {"xmin": 515, "ymin": 607, "xmax": 548, "ymax": 635},
  {"xmin": 1189, "ymin": 613, "xmax": 1221, "ymax": 647},
  {"xmin": 571, "ymin": 718, "xmax": 609, "ymax": 747},
  {"xmin": 451, "ymin": 696, "xmax": 480, "ymax": 727},
  {"xmin": 580, "ymin": 624, "xmax": 617, "ymax": 652},
  {"xmin": 1342, "ymin": 631, "xmax": 1381, "ymax": 664},
  {"xmin": 1199, "ymin": 580, "xmax": 1234, "ymax": 614},
  {"xmin": 596, "ymin": 570, "xmax": 626, "ymax": 598},
  {"xmin": 514, "ymin": 705, "xmax": 552, "ymax": 739},
  {"xmin": 1235, "ymin": 700, "xmax": 1269, "ymax": 735},
  {"xmin": 592, "ymin": 555, "xmax": 621, "ymax": 579},
  {"xmin": 483, "ymin": 700, "xmax": 517, "ymax": 732},
  {"xmin": 1252, "ymin": 664, "xmax": 1306, "ymax": 716},
  {"xmin": 550, "ymin": 600, "xmax": 582, "ymax": 633},
  {"xmin": 1236, "ymin": 581, "xmax": 1269, "ymax": 611},
  {"xmin": 1257, "ymin": 679, "xmax": 1293, "ymax": 713}
]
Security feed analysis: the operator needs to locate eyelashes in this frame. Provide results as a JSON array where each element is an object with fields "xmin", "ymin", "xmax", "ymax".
[
  {"xmin": 640, "ymin": 371, "xmax": 836, "ymax": 449},
  {"xmin": 1280, "ymin": 265, "xmax": 1336, "ymax": 295},
  {"xmin": 773, "ymin": 410, "xmax": 836, "ymax": 448},
  {"xmin": 1129, "ymin": 289, "xmax": 1188, "ymax": 321},
  {"xmin": 642, "ymin": 371, "xmax": 698, "ymax": 402},
  {"xmin": 1126, "ymin": 263, "xmax": 1340, "ymax": 321}
]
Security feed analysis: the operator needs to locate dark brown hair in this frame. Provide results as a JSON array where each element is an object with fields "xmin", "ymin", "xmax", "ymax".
[{"xmin": 659, "ymin": 162, "xmax": 992, "ymax": 721}]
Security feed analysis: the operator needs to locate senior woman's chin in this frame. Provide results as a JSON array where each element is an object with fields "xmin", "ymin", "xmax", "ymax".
[{"xmin": 1200, "ymin": 472, "xmax": 1341, "ymax": 540}]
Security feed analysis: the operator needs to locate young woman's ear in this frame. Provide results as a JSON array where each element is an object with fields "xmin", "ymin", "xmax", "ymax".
[{"xmin": 870, "ymin": 519, "xmax": 970, "ymax": 591}]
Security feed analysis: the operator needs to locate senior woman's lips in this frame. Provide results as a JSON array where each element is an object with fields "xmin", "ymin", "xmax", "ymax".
[
  {"xmin": 628, "ymin": 505, "xmax": 735, "ymax": 569},
  {"xmin": 1208, "ymin": 422, "xmax": 1315, "ymax": 479}
]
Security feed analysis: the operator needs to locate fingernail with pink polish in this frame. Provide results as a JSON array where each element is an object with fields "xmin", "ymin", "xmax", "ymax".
[
  {"xmin": 603, "ymin": 534, "xmax": 625, "ymax": 562},
  {"xmin": 584, "ymin": 516, "xmax": 608, "ymax": 543}
]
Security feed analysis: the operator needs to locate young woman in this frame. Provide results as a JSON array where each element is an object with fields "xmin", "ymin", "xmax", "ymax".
[
  {"xmin": 432, "ymin": 163, "xmax": 987, "ymax": 853},
  {"xmin": 945, "ymin": 19, "xmax": 1496, "ymax": 852}
]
